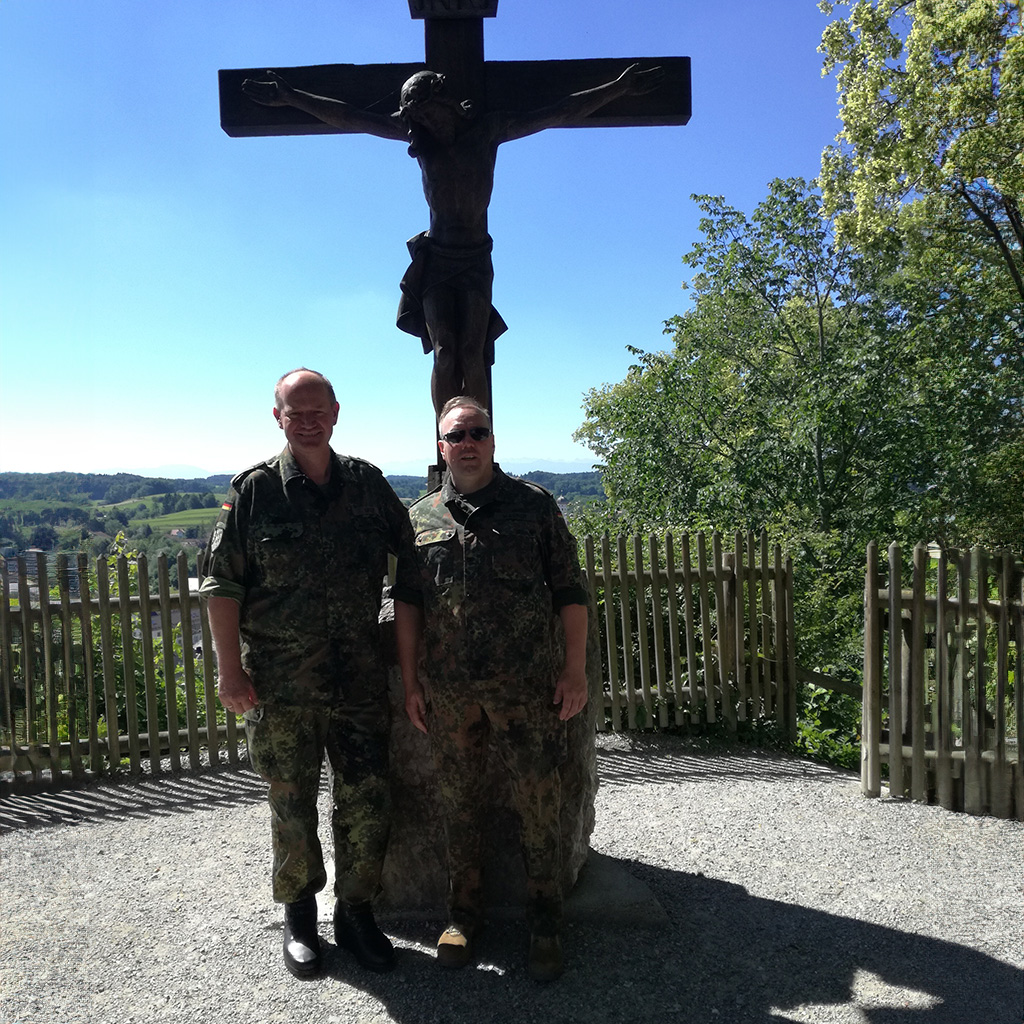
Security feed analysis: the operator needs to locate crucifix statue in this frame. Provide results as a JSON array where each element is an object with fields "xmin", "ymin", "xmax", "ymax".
[{"xmin": 219, "ymin": 1, "xmax": 690, "ymax": 425}]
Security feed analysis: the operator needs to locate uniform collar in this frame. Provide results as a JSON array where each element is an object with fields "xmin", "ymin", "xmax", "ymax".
[
  {"xmin": 279, "ymin": 447, "xmax": 343, "ymax": 496},
  {"xmin": 441, "ymin": 463, "xmax": 509, "ymax": 510}
]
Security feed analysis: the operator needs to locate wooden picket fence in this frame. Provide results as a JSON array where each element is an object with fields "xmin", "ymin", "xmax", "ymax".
[
  {"xmin": 862, "ymin": 542, "xmax": 1023, "ymax": 820},
  {"xmin": 0, "ymin": 551, "xmax": 241, "ymax": 792},
  {"xmin": 1, "ymin": 532, "xmax": 797, "ymax": 791},
  {"xmin": 581, "ymin": 530, "xmax": 798, "ymax": 736}
]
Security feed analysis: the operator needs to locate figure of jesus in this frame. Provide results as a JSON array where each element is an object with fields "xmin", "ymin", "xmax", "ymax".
[{"xmin": 242, "ymin": 64, "xmax": 662, "ymax": 420}]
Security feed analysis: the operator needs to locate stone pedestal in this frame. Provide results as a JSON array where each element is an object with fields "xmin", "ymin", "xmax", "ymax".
[{"xmin": 378, "ymin": 596, "xmax": 601, "ymax": 914}]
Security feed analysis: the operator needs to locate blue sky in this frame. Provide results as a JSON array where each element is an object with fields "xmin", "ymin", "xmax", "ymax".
[{"xmin": 1, "ymin": 0, "xmax": 841, "ymax": 478}]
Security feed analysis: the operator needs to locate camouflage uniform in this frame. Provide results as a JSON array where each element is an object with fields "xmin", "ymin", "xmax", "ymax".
[
  {"xmin": 201, "ymin": 448, "xmax": 420, "ymax": 904},
  {"xmin": 408, "ymin": 466, "xmax": 588, "ymax": 930}
]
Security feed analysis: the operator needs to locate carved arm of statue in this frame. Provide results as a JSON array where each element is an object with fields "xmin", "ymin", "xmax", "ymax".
[
  {"xmin": 499, "ymin": 63, "xmax": 665, "ymax": 143},
  {"xmin": 242, "ymin": 70, "xmax": 407, "ymax": 142}
]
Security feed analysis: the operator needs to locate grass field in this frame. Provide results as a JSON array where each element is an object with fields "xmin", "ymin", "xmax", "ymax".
[{"xmin": 136, "ymin": 508, "xmax": 222, "ymax": 531}]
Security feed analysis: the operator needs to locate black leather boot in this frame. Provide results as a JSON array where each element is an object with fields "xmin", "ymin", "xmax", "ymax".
[
  {"xmin": 282, "ymin": 896, "xmax": 321, "ymax": 978},
  {"xmin": 334, "ymin": 902, "xmax": 396, "ymax": 973}
]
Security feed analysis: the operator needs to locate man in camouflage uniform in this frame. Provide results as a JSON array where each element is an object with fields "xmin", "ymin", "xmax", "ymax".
[
  {"xmin": 201, "ymin": 368, "xmax": 421, "ymax": 979},
  {"xmin": 395, "ymin": 395, "xmax": 589, "ymax": 982}
]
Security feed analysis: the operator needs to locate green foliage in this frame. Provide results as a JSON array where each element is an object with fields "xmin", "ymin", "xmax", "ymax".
[
  {"xmin": 819, "ymin": 0, "xmax": 1024, "ymax": 306},
  {"xmin": 386, "ymin": 475, "xmax": 429, "ymax": 499},
  {"xmin": 517, "ymin": 471, "xmax": 606, "ymax": 501},
  {"xmin": 573, "ymin": 177, "xmax": 1020, "ymax": 767},
  {"xmin": 0, "ymin": 471, "xmax": 231, "ymax": 503},
  {"xmin": 794, "ymin": 685, "xmax": 861, "ymax": 769}
]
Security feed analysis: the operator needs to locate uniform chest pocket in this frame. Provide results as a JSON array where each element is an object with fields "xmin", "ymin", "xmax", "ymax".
[
  {"xmin": 255, "ymin": 521, "xmax": 305, "ymax": 582},
  {"xmin": 343, "ymin": 510, "xmax": 392, "ymax": 579},
  {"xmin": 490, "ymin": 521, "xmax": 542, "ymax": 583},
  {"xmin": 415, "ymin": 528, "xmax": 457, "ymax": 587},
  {"xmin": 350, "ymin": 509, "xmax": 389, "ymax": 543}
]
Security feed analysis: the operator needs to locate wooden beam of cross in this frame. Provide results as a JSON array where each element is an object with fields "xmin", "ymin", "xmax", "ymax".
[{"xmin": 218, "ymin": 1, "xmax": 690, "ymax": 438}]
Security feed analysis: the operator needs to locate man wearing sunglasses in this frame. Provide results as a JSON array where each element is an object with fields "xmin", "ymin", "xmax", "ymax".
[{"xmin": 396, "ymin": 396, "xmax": 589, "ymax": 982}]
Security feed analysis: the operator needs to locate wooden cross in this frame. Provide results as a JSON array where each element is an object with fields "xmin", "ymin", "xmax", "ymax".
[
  {"xmin": 218, "ymin": 1, "xmax": 689, "ymax": 464},
  {"xmin": 219, "ymin": 3, "xmax": 690, "ymax": 138}
]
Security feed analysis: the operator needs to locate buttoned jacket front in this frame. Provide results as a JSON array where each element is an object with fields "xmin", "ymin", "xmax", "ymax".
[
  {"xmin": 408, "ymin": 466, "xmax": 587, "ymax": 695},
  {"xmin": 201, "ymin": 448, "xmax": 420, "ymax": 705}
]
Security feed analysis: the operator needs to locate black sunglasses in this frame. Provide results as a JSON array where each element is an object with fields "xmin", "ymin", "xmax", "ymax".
[{"xmin": 441, "ymin": 426, "xmax": 492, "ymax": 444}]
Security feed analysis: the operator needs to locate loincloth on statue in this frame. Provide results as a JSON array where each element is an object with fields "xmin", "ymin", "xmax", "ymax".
[{"xmin": 396, "ymin": 231, "xmax": 508, "ymax": 363}]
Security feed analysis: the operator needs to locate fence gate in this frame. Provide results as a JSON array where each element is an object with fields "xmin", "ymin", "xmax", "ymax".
[
  {"xmin": 582, "ymin": 529, "xmax": 797, "ymax": 736},
  {"xmin": 862, "ymin": 541, "xmax": 1023, "ymax": 820}
]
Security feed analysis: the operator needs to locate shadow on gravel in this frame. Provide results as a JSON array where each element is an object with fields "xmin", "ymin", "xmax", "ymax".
[
  {"xmin": 0, "ymin": 766, "xmax": 266, "ymax": 833},
  {"xmin": 596, "ymin": 744, "xmax": 855, "ymax": 789},
  {"xmin": 311, "ymin": 858, "xmax": 1022, "ymax": 1024}
]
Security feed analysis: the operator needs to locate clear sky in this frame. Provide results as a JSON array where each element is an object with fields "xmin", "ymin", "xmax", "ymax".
[{"xmin": 1, "ymin": 0, "xmax": 841, "ymax": 478}]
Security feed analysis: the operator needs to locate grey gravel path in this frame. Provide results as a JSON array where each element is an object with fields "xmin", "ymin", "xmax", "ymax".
[{"xmin": 1, "ymin": 734, "xmax": 1021, "ymax": 1024}]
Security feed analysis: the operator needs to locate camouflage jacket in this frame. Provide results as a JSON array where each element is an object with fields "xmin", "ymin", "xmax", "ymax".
[
  {"xmin": 200, "ymin": 448, "xmax": 420, "ymax": 705},
  {"xmin": 408, "ymin": 466, "xmax": 587, "ymax": 694}
]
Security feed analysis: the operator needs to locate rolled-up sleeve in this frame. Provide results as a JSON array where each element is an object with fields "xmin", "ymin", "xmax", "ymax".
[
  {"xmin": 381, "ymin": 478, "xmax": 424, "ymax": 608},
  {"xmin": 199, "ymin": 487, "xmax": 249, "ymax": 605},
  {"xmin": 543, "ymin": 498, "xmax": 588, "ymax": 610}
]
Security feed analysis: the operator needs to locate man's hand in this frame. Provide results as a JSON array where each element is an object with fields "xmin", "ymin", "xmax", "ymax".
[
  {"xmin": 553, "ymin": 666, "xmax": 588, "ymax": 721},
  {"xmin": 241, "ymin": 70, "xmax": 293, "ymax": 107},
  {"xmin": 217, "ymin": 665, "xmax": 259, "ymax": 716},
  {"xmin": 404, "ymin": 679, "xmax": 429, "ymax": 735},
  {"xmin": 617, "ymin": 63, "xmax": 665, "ymax": 96}
]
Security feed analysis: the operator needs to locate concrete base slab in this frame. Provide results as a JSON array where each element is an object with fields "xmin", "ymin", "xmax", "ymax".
[{"xmin": 320, "ymin": 850, "xmax": 669, "ymax": 929}]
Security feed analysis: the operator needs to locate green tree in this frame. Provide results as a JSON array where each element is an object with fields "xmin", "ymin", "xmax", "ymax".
[
  {"xmin": 819, "ymin": 0, "xmax": 1024, "ymax": 306},
  {"xmin": 29, "ymin": 524, "xmax": 58, "ymax": 550},
  {"xmin": 575, "ymin": 178, "xmax": 1021, "ymax": 669}
]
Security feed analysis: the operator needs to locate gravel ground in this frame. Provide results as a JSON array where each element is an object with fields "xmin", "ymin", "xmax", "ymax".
[{"xmin": 1, "ymin": 734, "xmax": 1021, "ymax": 1024}]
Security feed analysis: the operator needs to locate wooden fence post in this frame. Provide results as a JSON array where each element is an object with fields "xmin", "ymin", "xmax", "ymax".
[
  {"xmin": 632, "ymin": 534, "xmax": 654, "ymax": 727},
  {"xmin": 648, "ymin": 534, "xmax": 670, "ymax": 728},
  {"xmin": 136, "ymin": 553, "xmax": 162, "ymax": 776},
  {"xmin": 664, "ymin": 532, "xmax": 686, "ymax": 726},
  {"xmin": 616, "ymin": 535, "xmax": 636, "ymax": 730},
  {"xmin": 600, "ymin": 533, "xmax": 620, "ymax": 731},
  {"xmin": 746, "ymin": 531, "xmax": 760, "ymax": 717},
  {"xmin": 696, "ymin": 532, "xmax": 717, "ymax": 724},
  {"xmin": 733, "ymin": 531, "xmax": 747, "ymax": 722},
  {"xmin": 1015, "ymin": 563, "xmax": 1024, "ymax": 821},
  {"xmin": 94, "ymin": 557, "xmax": 121, "ymax": 771},
  {"xmin": 679, "ymin": 533, "xmax": 701, "ymax": 724},
  {"xmin": 56, "ymin": 554, "xmax": 81, "ymax": 780},
  {"xmin": 583, "ymin": 535, "xmax": 605, "ymax": 731},
  {"xmin": 116, "ymin": 554, "xmax": 142, "ymax": 775},
  {"xmin": 157, "ymin": 554, "xmax": 182, "ymax": 772},
  {"xmin": 773, "ymin": 543, "xmax": 786, "ymax": 733},
  {"xmin": 18, "ymin": 558, "xmax": 41, "ymax": 782},
  {"xmin": 910, "ymin": 543, "xmax": 928, "ymax": 801},
  {"xmin": 177, "ymin": 551, "xmax": 203, "ymax": 768},
  {"xmin": 760, "ymin": 531, "xmax": 773, "ymax": 718},
  {"xmin": 0, "ymin": 559, "xmax": 15, "ymax": 773},
  {"xmin": 36, "ymin": 553, "xmax": 61, "ymax": 781},
  {"xmin": 785, "ymin": 555, "xmax": 798, "ymax": 741},
  {"xmin": 862, "ymin": 541, "xmax": 881, "ymax": 797},
  {"xmin": 76, "ymin": 552, "xmax": 101, "ymax": 776},
  {"xmin": 715, "ymin": 533, "xmax": 737, "ymax": 730},
  {"xmin": 887, "ymin": 543, "xmax": 905, "ymax": 798},
  {"xmin": 934, "ymin": 548, "xmax": 954, "ymax": 810},
  {"xmin": 991, "ymin": 551, "xmax": 1012, "ymax": 818},
  {"xmin": 965, "ymin": 546, "xmax": 987, "ymax": 814}
]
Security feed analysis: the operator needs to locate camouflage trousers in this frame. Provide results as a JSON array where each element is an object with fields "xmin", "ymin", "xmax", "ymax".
[
  {"xmin": 244, "ymin": 697, "xmax": 391, "ymax": 905},
  {"xmin": 427, "ymin": 685, "xmax": 567, "ymax": 931}
]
